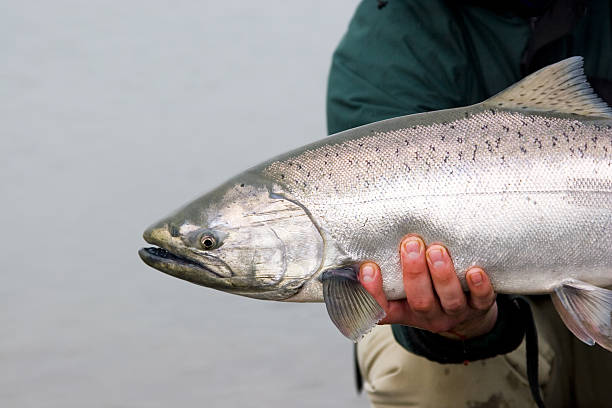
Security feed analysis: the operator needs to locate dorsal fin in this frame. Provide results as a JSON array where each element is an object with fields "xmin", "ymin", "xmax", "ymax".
[{"xmin": 484, "ymin": 56, "xmax": 612, "ymax": 119}]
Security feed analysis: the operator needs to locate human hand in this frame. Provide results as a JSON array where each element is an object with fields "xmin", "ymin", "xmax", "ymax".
[{"xmin": 359, "ymin": 235, "xmax": 498, "ymax": 340}]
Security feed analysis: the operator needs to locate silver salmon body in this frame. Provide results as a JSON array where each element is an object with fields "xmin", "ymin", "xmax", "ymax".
[{"xmin": 139, "ymin": 58, "xmax": 612, "ymax": 349}]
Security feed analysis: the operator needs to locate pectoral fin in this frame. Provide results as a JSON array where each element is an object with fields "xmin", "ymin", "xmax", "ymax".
[
  {"xmin": 320, "ymin": 265, "xmax": 385, "ymax": 342},
  {"xmin": 551, "ymin": 279, "xmax": 612, "ymax": 351}
]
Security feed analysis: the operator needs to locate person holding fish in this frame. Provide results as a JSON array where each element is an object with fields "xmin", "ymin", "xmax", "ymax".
[
  {"xmin": 326, "ymin": 1, "xmax": 612, "ymax": 407},
  {"xmin": 140, "ymin": 1, "xmax": 612, "ymax": 408}
]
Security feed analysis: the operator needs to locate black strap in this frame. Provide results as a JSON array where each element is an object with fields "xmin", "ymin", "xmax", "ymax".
[
  {"xmin": 520, "ymin": 0, "xmax": 612, "ymax": 108},
  {"xmin": 354, "ymin": 342, "xmax": 363, "ymax": 393},
  {"xmin": 520, "ymin": 0, "xmax": 588, "ymax": 75},
  {"xmin": 588, "ymin": 76, "xmax": 612, "ymax": 106},
  {"xmin": 512, "ymin": 296, "xmax": 545, "ymax": 408}
]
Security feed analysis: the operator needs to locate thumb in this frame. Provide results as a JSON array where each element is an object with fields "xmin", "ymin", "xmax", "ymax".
[{"xmin": 359, "ymin": 262, "xmax": 389, "ymax": 310}]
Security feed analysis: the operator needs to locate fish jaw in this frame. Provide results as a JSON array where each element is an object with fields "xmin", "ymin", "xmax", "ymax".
[{"xmin": 139, "ymin": 224, "xmax": 235, "ymax": 289}]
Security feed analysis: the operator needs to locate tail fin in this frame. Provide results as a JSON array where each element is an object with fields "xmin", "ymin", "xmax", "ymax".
[{"xmin": 551, "ymin": 279, "xmax": 612, "ymax": 351}]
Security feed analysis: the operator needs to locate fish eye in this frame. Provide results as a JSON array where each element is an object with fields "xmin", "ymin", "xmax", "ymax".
[{"xmin": 199, "ymin": 234, "xmax": 217, "ymax": 250}]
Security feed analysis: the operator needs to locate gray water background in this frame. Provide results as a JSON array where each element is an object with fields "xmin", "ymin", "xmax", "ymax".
[{"xmin": 1, "ymin": 1, "xmax": 370, "ymax": 406}]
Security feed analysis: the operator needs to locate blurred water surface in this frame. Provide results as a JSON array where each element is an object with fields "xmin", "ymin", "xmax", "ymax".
[{"xmin": 1, "ymin": 1, "xmax": 369, "ymax": 406}]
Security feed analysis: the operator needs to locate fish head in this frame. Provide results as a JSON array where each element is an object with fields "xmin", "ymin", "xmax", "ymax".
[{"xmin": 139, "ymin": 174, "xmax": 324, "ymax": 300}]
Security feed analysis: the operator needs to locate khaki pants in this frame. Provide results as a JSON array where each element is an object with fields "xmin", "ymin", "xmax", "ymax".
[{"xmin": 357, "ymin": 298, "xmax": 612, "ymax": 408}]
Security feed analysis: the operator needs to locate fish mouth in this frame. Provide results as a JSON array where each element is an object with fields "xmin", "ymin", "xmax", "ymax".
[{"xmin": 138, "ymin": 246, "xmax": 227, "ymax": 280}]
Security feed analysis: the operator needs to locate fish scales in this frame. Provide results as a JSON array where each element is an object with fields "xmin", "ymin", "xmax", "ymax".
[{"xmin": 263, "ymin": 110, "xmax": 612, "ymax": 299}]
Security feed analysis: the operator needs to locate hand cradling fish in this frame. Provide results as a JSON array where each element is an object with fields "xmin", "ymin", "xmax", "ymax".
[{"xmin": 139, "ymin": 57, "xmax": 612, "ymax": 350}]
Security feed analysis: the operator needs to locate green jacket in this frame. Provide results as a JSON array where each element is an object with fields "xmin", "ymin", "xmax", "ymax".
[
  {"xmin": 326, "ymin": 0, "xmax": 612, "ymax": 362},
  {"xmin": 328, "ymin": 0, "xmax": 611, "ymax": 134}
]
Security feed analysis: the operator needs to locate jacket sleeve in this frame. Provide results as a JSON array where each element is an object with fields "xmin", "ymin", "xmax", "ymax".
[
  {"xmin": 326, "ymin": 0, "xmax": 526, "ymax": 361},
  {"xmin": 391, "ymin": 295, "xmax": 526, "ymax": 363}
]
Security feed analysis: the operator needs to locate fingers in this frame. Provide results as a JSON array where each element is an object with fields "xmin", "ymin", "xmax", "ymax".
[
  {"xmin": 358, "ymin": 238, "xmax": 497, "ymax": 336},
  {"xmin": 359, "ymin": 261, "xmax": 413, "ymax": 325},
  {"xmin": 358, "ymin": 262, "xmax": 389, "ymax": 311},
  {"xmin": 379, "ymin": 300, "xmax": 413, "ymax": 325},
  {"xmin": 400, "ymin": 236, "xmax": 437, "ymax": 315},
  {"xmin": 426, "ymin": 244, "xmax": 467, "ymax": 316},
  {"xmin": 466, "ymin": 267, "xmax": 496, "ymax": 311}
]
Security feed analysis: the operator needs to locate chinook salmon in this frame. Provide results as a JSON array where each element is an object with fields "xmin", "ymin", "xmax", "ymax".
[{"xmin": 139, "ymin": 57, "xmax": 612, "ymax": 350}]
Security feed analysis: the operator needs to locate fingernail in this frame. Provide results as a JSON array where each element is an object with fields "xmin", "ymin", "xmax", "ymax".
[
  {"xmin": 361, "ymin": 263, "xmax": 375, "ymax": 283},
  {"xmin": 427, "ymin": 247, "xmax": 446, "ymax": 269},
  {"xmin": 403, "ymin": 238, "xmax": 421, "ymax": 259},
  {"xmin": 469, "ymin": 270, "xmax": 483, "ymax": 286}
]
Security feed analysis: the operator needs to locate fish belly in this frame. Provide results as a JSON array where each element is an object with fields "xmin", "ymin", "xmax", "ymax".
[{"xmin": 263, "ymin": 109, "xmax": 612, "ymax": 300}]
